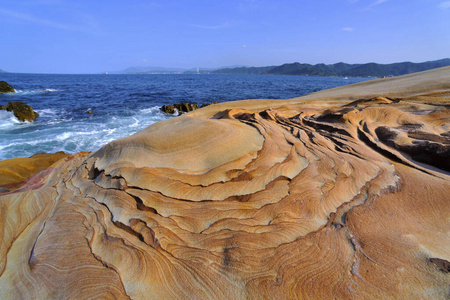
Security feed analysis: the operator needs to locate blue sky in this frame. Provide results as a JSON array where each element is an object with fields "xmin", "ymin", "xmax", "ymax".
[{"xmin": 0, "ymin": 0, "xmax": 449, "ymax": 73}]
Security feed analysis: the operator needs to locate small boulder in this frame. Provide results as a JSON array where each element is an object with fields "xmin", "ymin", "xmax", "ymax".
[
  {"xmin": 0, "ymin": 105, "xmax": 6, "ymax": 110},
  {"xmin": 161, "ymin": 104, "xmax": 176, "ymax": 114},
  {"xmin": 6, "ymin": 101, "xmax": 39, "ymax": 122},
  {"xmin": 0, "ymin": 81, "xmax": 15, "ymax": 93}
]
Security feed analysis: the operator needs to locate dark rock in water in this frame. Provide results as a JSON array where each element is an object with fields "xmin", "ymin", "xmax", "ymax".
[
  {"xmin": 6, "ymin": 101, "xmax": 39, "ymax": 122},
  {"xmin": 161, "ymin": 102, "xmax": 220, "ymax": 115},
  {"xmin": 87, "ymin": 110, "xmax": 93, "ymax": 114},
  {"xmin": 161, "ymin": 102, "xmax": 200, "ymax": 115},
  {"xmin": 161, "ymin": 104, "xmax": 176, "ymax": 114},
  {"xmin": 0, "ymin": 105, "xmax": 6, "ymax": 110},
  {"xmin": 0, "ymin": 81, "xmax": 15, "ymax": 93}
]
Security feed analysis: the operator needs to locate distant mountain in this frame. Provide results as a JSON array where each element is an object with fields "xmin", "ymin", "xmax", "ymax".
[
  {"xmin": 213, "ymin": 58, "xmax": 450, "ymax": 77},
  {"xmin": 211, "ymin": 66, "xmax": 275, "ymax": 75},
  {"xmin": 0, "ymin": 69, "xmax": 7, "ymax": 73},
  {"xmin": 117, "ymin": 65, "xmax": 249, "ymax": 74},
  {"xmin": 114, "ymin": 59, "xmax": 450, "ymax": 77},
  {"xmin": 115, "ymin": 66, "xmax": 188, "ymax": 74}
]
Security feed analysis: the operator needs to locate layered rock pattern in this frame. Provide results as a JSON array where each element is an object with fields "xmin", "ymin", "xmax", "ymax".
[
  {"xmin": 0, "ymin": 152, "xmax": 71, "ymax": 192},
  {"xmin": 1, "ymin": 68, "xmax": 449, "ymax": 299}
]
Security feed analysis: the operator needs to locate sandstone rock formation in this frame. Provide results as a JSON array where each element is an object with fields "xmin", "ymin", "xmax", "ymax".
[
  {"xmin": 0, "ymin": 151, "xmax": 70, "ymax": 192},
  {"xmin": 0, "ymin": 67, "xmax": 449, "ymax": 299},
  {"xmin": 5, "ymin": 101, "xmax": 40, "ymax": 122},
  {"xmin": 0, "ymin": 81, "xmax": 15, "ymax": 93}
]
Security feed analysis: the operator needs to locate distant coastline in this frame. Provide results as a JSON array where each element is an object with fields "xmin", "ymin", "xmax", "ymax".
[
  {"xmin": 208, "ymin": 58, "xmax": 450, "ymax": 78},
  {"xmin": 116, "ymin": 58, "xmax": 450, "ymax": 78},
  {"xmin": 3, "ymin": 58, "xmax": 450, "ymax": 78}
]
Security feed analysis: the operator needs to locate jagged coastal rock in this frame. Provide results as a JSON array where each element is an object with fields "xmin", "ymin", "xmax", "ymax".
[
  {"xmin": 161, "ymin": 102, "xmax": 218, "ymax": 114},
  {"xmin": 0, "ymin": 81, "xmax": 15, "ymax": 93},
  {"xmin": 161, "ymin": 102, "xmax": 200, "ymax": 114},
  {"xmin": 0, "ymin": 67, "xmax": 449, "ymax": 299},
  {"xmin": 4, "ymin": 101, "xmax": 39, "ymax": 122}
]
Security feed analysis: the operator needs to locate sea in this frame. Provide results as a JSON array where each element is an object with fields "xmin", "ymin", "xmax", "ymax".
[{"xmin": 0, "ymin": 73, "xmax": 370, "ymax": 161}]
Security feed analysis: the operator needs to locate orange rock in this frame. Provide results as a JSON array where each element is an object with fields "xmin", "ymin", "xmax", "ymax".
[
  {"xmin": 0, "ymin": 151, "xmax": 71, "ymax": 191},
  {"xmin": 0, "ymin": 67, "xmax": 449, "ymax": 299}
]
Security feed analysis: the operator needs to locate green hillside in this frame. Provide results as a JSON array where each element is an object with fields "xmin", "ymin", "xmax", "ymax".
[{"xmin": 212, "ymin": 58, "xmax": 450, "ymax": 77}]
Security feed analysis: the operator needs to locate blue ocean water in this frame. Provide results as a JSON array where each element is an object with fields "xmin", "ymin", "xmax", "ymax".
[{"xmin": 0, "ymin": 73, "xmax": 370, "ymax": 160}]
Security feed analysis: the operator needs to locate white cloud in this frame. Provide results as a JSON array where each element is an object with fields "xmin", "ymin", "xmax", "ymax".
[
  {"xmin": 371, "ymin": 0, "xmax": 389, "ymax": 6},
  {"xmin": 342, "ymin": 27, "xmax": 354, "ymax": 32},
  {"xmin": 363, "ymin": 0, "xmax": 389, "ymax": 10},
  {"xmin": 0, "ymin": 7, "xmax": 102, "ymax": 34},
  {"xmin": 438, "ymin": 1, "xmax": 450, "ymax": 9},
  {"xmin": 0, "ymin": 8, "xmax": 71, "ymax": 30}
]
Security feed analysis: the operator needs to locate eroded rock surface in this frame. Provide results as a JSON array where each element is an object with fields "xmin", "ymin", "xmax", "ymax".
[
  {"xmin": 0, "ymin": 151, "xmax": 72, "ymax": 191},
  {"xmin": 1, "ymin": 67, "xmax": 449, "ymax": 299}
]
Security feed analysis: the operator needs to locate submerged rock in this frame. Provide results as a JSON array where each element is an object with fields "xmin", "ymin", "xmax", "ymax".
[
  {"xmin": 0, "ymin": 81, "xmax": 15, "ymax": 93},
  {"xmin": 6, "ymin": 101, "xmax": 39, "ymax": 122}
]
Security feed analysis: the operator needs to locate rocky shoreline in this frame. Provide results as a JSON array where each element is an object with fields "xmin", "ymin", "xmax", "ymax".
[
  {"xmin": 0, "ymin": 81, "xmax": 40, "ymax": 122},
  {"xmin": 1, "ymin": 67, "xmax": 449, "ymax": 299}
]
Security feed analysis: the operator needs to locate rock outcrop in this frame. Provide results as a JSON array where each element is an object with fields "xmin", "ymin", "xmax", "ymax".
[
  {"xmin": 0, "ymin": 81, "xmax": 15, "ymax": 93},
  {"xmin": 0, "ymin": 67, "xmax": 450, "ymax": 299},
  {"xmin": 5, "ymin": 101, "xmax": 39, "ymax": 122},
  {"xmin": 0, "ymin": 151, "xmax": 71, "ymax": 192},
  {"xmin": 161, "ymin": 102, "xmax": 200, "ymax": 115},
  {"xmin": 161, "ymin": 102, "xmax": 220, "ymax": 114}
]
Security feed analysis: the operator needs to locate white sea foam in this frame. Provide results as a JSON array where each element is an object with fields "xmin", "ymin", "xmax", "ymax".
[
  {"xmin": 0, "ymin": 105, "xmax": 171, "ymax": 160},
  {"xmin": 9, "ymin": 88, "xmax": 59, "ymax": 95},
  {"xmin": 130, "ymin": 117, "xmax": 139, "ymax": 127},
  {"xmin": 0, "ymin": 110, "xmax": 32, "ymax": 130},
  {"xmin": 35, "ymin": 108, "xmax": 59, "ymax": 118},
  {"xmin": 56, "ymin": 132, "xmax": 73, "ymax": 141}
]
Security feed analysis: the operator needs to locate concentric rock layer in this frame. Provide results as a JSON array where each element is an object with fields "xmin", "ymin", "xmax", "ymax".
[{"xmin": 1, "ymin": 67, "xmax": 449, "ymax": 299}]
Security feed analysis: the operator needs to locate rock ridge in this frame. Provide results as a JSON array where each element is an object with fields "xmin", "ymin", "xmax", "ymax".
[{"xmin": 0, "ymin": 67, "xmax": 449, "ymax": 299}]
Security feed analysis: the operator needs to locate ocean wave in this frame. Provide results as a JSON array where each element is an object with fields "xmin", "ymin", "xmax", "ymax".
[
  {"xmin": 0, "ymin": 110, "xmax": 33, "ymax": 129},
  {"xmin": 139, "ymin": 106, "xmax": 163, "ymax": 114},
  {"xmin": 9, "ymin": 88, "xmax": 59, "ymax": 95},
  {"xmin": 35, "ymin": 108, "xmax": 59, "ymax": 117},
  {"xmin": 56, "ymin": 132, "xmax": 73, "ymax": 141},
  {"xmin": 0, "ymin": 105, "xmax": 172, "ymax": 160}
]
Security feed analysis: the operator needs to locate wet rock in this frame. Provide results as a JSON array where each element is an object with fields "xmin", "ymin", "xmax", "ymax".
[
  {"xmin": 161, "ymin": 102, "xmax": 200, "ymax": 115},
  {"xmin": 0, "ymin": 81, "xmax": 15, "ymax": 93},
  {"xmin": 6, "ymin": 101, "xmax": 39, "ymax": 122}
]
